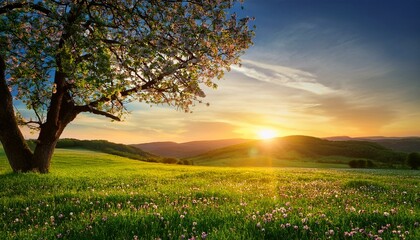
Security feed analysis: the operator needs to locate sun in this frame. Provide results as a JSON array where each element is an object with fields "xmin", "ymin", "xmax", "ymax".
[{"xmin": 257, "ymin": 129, "xmax": 278, "ymax": 140}]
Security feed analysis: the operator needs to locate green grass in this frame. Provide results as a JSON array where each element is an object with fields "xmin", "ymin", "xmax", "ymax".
[{"xmin": 0, "ymin": 147, "xmax": 419, "ymax": 239}]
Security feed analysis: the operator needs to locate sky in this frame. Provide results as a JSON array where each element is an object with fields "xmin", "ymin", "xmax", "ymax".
[{"xmin": 21, "ymin": 0, "xmax": 420, "ymax": 143}]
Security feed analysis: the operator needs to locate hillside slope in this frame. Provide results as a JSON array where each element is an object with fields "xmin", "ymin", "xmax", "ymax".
[
  {"xmin": 52, "ymin": 139, "xmax": 158, "ymax": 162},
  {"xmin": 326, "ymin": 136, "xmax": 420, "ymax": 153},
  {"xmin": 188, "ymin": 135, "xmax": 407, "ymax": 167},
  {"xmin": 133, "ymin": 139, "xmax": 249, "ymax": 158}
]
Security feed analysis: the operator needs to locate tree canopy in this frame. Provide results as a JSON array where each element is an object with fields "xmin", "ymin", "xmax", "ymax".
[{"xmin": 0, "ymin": 0, "xmax": 254, "ymax": 173}]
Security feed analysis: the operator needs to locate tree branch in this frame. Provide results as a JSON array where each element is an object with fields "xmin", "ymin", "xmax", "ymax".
[
  {"xmin": 0, "ymin": 2, "xmax": 55, "ymax": 18},
  {"xmin": 75, "ymin": 105, "xmax": 121, "ymax": 121}
]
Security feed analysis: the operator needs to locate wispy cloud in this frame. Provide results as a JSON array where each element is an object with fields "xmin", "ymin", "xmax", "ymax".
[{"xmin": 232, "ymin": 59, "xmax": 336, "ymax": 95}]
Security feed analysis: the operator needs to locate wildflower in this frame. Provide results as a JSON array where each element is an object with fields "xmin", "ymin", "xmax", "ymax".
[
  {"xmin": 383, "ymin": 212, "xmax": 390, "ymax": 217},
  {"xmin": 390, "ymin": 208, "xmax": 397, "ymax": 215},
  {"xmin": 256, "ymin": 222, "xmax": 261, "ymax": 228},
  {"xmin": 201, "ymin": 232, "xmax": 208, "ymax": 239},
  {"xmin": 180, "ymin": 215, "xmax": 185, "ymax": 219}
]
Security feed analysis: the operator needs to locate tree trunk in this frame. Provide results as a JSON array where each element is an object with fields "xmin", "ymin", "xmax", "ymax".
[
  {"xmin": 0, "ymin": 54, "xmax": 34, "ymax": 172},
  {"xmin": 32, "ymin": 139, "xmax": 58, "ymax": 173},
  {"xmin": 32, "ymin": 88, "xmax": 78, "ymax": 173}
]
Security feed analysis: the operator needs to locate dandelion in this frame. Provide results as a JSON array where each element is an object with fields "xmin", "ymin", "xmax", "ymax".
[
  {"xmin": 180, "ymin": 215, "xmax": 185, "ymax": 219},
  {"xmin": 383, "ymin": 212, "xmax": 390, "ymax": 217}
]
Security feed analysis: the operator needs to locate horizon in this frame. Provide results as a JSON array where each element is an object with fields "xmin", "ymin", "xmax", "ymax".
[
  {"xmin": 19, "ymin": 0, "xmax": 420, "ymax": 144},
  {"xmin": 43, "ymin": 134, "xmax": 420, "ymax": 145}
]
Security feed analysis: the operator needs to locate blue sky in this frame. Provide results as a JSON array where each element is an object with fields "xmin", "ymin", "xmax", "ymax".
[{"xmin": 20, "ymin": 0, "xmax": 420, "ymax": 143}]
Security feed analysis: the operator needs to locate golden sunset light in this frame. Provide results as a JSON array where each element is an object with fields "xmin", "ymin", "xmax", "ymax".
[
  {"xmin": 1, "ymin": 1, "xmax": 420, "ymax": 239},
  {"xmin": 257, "ymin": 129, "xmax": 279, "ymax": 140}
]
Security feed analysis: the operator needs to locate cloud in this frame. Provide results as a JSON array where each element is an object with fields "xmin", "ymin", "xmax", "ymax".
[
  {"xmin": 179, "ymin": 121, "xmax": 240, "ymax": 140},
  {"xmin": 232, "ymin": 59, "xmax": 336, "ymax": 95},
  {"xmin": 306, "ymin": 95, "xmax": 398, "ymax": 134}
]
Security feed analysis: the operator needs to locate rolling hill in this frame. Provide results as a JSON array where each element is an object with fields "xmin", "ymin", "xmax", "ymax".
[
  {"xmin": 132, "ymin": 138, "xmax": 249, "ymax": 158},
  {"xmin": 51, "ymin": 139, "xmax": 158, "ymax": 162},
  {"xmin": 326, "ymin": 136, "xmax": 420, "ymax": 153},
  {"xmin": 187, "ymin": 135, "xmax": 407, "ymax": 167}
]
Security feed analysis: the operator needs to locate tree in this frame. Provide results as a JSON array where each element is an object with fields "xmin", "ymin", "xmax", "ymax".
[
  {"xmin": 0, "ymin": 0, "xmax": 254, "ymax": 173},
  {"xmin": 406, "ymin": 152, "xmax": 420, "ymax": 170}
]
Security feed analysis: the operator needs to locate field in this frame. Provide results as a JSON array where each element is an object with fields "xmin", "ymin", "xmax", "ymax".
[{"xmin": 1, "ymin": 148, "xmax": 419, "ymax": 239}]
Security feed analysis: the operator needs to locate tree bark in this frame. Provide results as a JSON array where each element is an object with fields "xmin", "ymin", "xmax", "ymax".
[
  {"xmin": 0, "ymin": 54, "xmax": 34, "ymax": 172},
  {"xmin": 32, "ymin": 73, "xmax": 78, "ymax": 173}
]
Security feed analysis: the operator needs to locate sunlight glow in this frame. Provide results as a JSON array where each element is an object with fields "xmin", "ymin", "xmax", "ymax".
[{"xmin": 257, "ymin": 129, "xmax": 278, "ymax": 140}]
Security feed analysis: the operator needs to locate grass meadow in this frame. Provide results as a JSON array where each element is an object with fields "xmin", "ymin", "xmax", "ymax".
[{"xmin": 0, "ymin": 148, "xmax": 419, "ymax": 239}]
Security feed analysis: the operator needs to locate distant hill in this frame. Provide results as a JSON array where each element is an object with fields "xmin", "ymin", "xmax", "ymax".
[
  {"xmin": 132, "ymin": 139, "xmax": 249, "ymax": 158},
  {"xmin": 51, "ymin": 139, "xmax": 158, "ymax": 162},
  {"xmin": 188, "ymin": 135, "xmax": 407, "ymax": 167},
  {"xmin": 325, "ymin": 136, "xmax": 420, "ymax": 153}
]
